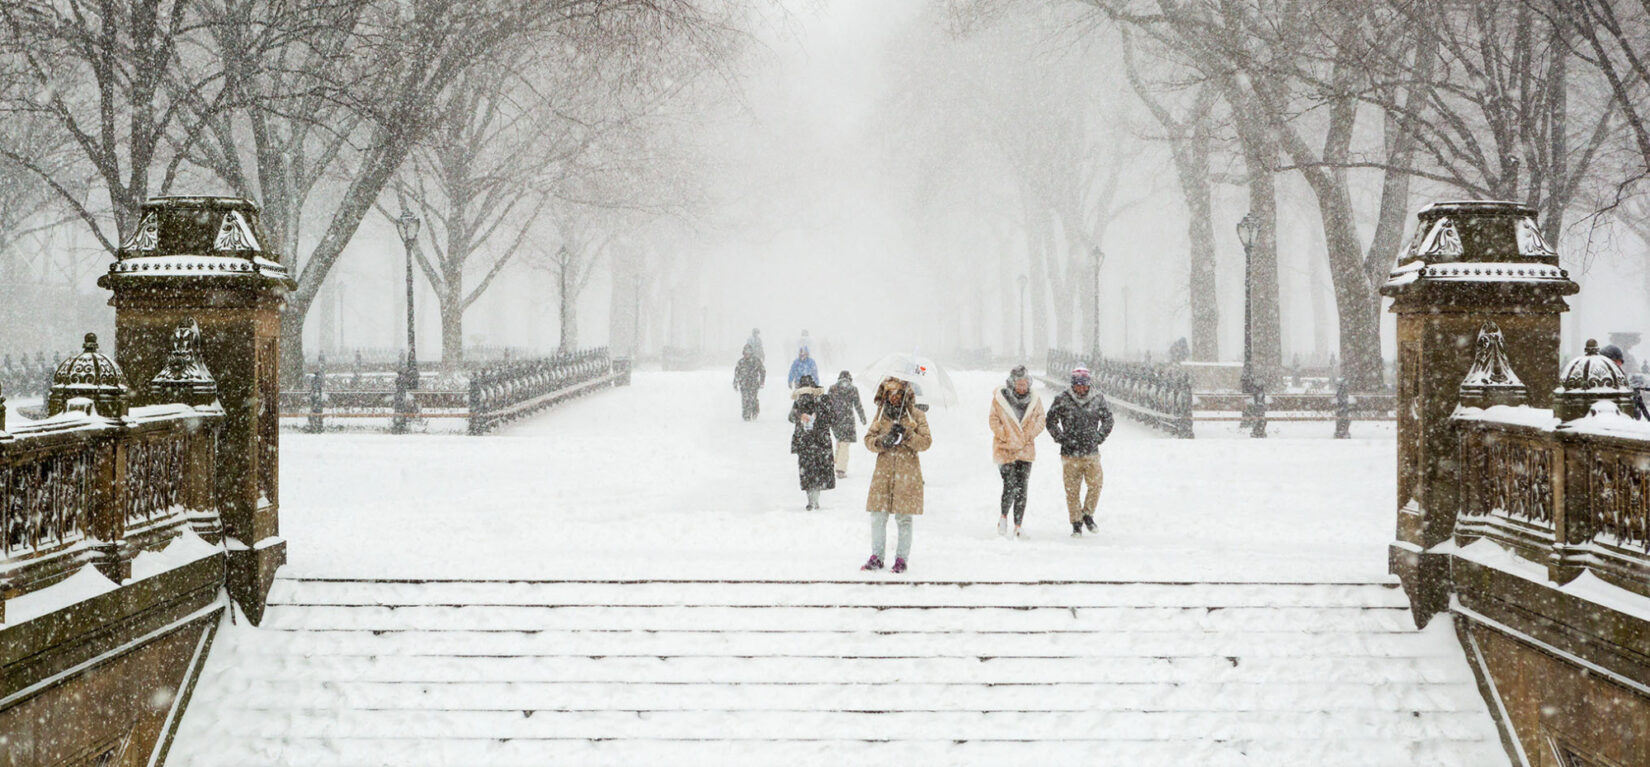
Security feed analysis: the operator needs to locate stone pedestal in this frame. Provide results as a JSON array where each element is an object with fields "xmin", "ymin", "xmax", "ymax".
[
  {"xmin": 1379, "ymin": 201, "xmax": 1577, "ymax": 624},
  {"xmin": 98, "ymin": 196, "xmax": 294, "ymax": 625}
]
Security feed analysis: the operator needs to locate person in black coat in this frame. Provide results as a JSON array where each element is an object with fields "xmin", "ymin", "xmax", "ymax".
[
  {"xmin": 827, "ymin": 370, "xmax": 867, "ymax": 478},
  {"xmin": 1045, "ymin": 367, "xmax": 1115, "ymax": 536},
  {"xmin": 733, "ymin": 344, "xmax": 765, "ymax": 421},
  {"xmin": 789, "ymin": 375, "xmax": 836, "ymax": 509}
]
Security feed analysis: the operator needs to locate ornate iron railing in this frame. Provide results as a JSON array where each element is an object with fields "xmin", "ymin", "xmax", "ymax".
[
  {"xmin": 1046, "ymin": 349, "xmax": 1194, "ymax": 438},
  {"xmin": 468, "ymin": 348, "xmax": 618, "ymax": 435},
  {"xmin": 279, "ymin": 348, "xmax": 626, "ymax": 433},
  {"xmin": 1048, "ymin": 349, "xmax": 1393, "ymax": 438}
]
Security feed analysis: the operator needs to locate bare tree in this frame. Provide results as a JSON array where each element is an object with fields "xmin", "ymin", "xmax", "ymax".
[
  {"xmin": 378, "ymin": 59, "xmax": 559, "ymax": 371},
  {"xmin": 1119, "ymin": 28, "xmax": 1220, "ymax": 360},
  {"xmin": 0, "ymin": 0, "xmax": 223, "ymax": 249}
]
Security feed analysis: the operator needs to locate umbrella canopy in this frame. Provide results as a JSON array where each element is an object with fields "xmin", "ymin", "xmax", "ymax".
[{"xmin": 860, "ymin": 353, "xmax": 959, "ymax": 407}]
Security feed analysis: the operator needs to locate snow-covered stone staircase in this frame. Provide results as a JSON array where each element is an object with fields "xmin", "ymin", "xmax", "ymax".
[{"xmin": 167, "ymin": 578, "xmax": 1508, "ymax": 766}]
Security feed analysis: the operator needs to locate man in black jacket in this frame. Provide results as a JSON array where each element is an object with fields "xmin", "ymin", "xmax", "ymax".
[
  {"xmin": 827, "ymin": 371, "xmax": 867, "ymax": 478},
  {"xmin": 733, "ymin": 345, "xmax": 765, "ymax": 421},
  {"xmin": 1045, "ymin": 367, "xmax": 1114, "ymax": 536}
]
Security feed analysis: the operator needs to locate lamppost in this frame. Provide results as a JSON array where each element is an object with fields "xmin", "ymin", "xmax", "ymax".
[
  {"xmin": 1236, "ymin": 212, "xmax": 1266, "ymax": 438},
  {"xmin": 1090, "ymin": 247, "xmax": 1103, "ymax": 358},
  {"xmin": 1016, "ymin": 274, "xmax": 1028, "ymax": 360},
  {"xmin": 395, "ymin": 208, "xmax": 421, "ymax": 389}
]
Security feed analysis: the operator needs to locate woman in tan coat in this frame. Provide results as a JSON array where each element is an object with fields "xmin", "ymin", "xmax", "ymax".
[
  {"xmin": 860, "ymin": 377, "xmax": 932, "ymax": 573},
  {"xmin": 989, "ymin": 366, "xmax": 1045, "ymax": 538}
]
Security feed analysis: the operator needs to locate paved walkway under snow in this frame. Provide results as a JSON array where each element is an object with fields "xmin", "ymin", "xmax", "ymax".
[{"xmin": 270, "ymin": 370, "xmax": 1402, "ymax": 583}]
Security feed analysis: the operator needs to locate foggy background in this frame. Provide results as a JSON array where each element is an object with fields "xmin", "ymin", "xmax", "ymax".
[{"xmin": 4, "ymin": 0, "xmax": 1650, "ymax": 382}]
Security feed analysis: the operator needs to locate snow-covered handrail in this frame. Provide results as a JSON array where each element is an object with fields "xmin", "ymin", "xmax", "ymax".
[
  {"xmin": 1455, "ymin": 403, "xmax": 1650, "ymax": 599},
  {"xmin": 0, "ymin": 404, "xmax": 221, "ymax": 623}
]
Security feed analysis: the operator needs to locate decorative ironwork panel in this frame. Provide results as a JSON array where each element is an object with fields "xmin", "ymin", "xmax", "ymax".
[
  {"xmin": 2, "ymin": 448, "xmax": 93, "ymax": 558},
  {"xmin": 1590, "ymin": 448, "xmax": 1650, "ymax": 553},
  {"xmin": 1485, "ymin": 436, "xmax": 1555, "ymax": 525},
  {"xmin": 125, "ymin": 435, "xmax": 188, "ymax": 523}
]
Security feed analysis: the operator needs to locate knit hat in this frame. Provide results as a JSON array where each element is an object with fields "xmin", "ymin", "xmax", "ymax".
[
  {"xmin": 838, "ymin": 370, "xmax": 852, "ymax": 382},
  {"xmin": 1007, "ymin": 365, "xmax": 1029, "ymax": 387},
  {"xmin": 1071, "ymin": 367, "xmax": 1092, "ymax": 387},
  {"xmin": 1602, "ymin": 344, "xmax": 1626, "ymax": 366}
]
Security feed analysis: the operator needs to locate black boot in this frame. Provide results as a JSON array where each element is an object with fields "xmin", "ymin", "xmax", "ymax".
[
  {"xmin": 1083, "ymin": 514, "xmax": 1097, "ymax": 533},
  {"xmin": 1071, "ymin": 522, "xmax": 1083, "ymax": 537}
]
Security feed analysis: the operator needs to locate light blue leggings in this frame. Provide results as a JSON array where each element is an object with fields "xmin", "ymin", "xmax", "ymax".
[{"xmin": 870, "ymin": 511, "xmax": 913, "ymax": 560}]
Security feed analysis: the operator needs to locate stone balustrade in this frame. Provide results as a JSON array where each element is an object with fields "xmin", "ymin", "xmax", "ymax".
[{"xmin": 0, "ymin": 399, "xmax": 221, "ymax": 623}]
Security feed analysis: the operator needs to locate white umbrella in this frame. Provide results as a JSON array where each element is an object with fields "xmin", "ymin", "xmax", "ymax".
[{"xmin": 860, "ymin": 352, "xmax": 959, "ymax": 407}]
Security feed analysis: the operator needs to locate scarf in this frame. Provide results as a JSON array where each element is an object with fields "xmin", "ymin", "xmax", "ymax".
[{"xmin": 1001, "ymin": 386, "xmax": 1032, "ymax": 420}]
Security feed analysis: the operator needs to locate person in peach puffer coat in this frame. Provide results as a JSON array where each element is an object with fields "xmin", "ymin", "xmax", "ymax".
[{"xmin": 988, "ymin": 365, "xmax": 1045, "ymax": 539}]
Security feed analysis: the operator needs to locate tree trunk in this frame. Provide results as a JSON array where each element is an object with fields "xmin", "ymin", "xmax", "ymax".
[
  {"xmin": 1229, "ymin": 94, "xmax": 1283, "ymax": 383},
  {"xmin": 1022, "ymin": 203, "xmax": 1054, "ymax": 360},
  {"xmin": 280, "ymin": 303, "xmax": 309, "ymax": 391},
  {"xmin": 1172, "ymin": 132, "xmax": 1219, "ymax": 361},
  {"xmin": 559, "ymin": 294, "xmax": 579, "ymax": 353},
  {"xmin": 441, "ymin": 303, "xmax": 464, "ymax": 373}
]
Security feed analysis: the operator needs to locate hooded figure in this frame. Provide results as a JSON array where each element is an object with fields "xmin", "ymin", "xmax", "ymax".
[
  {"xmin": 1045, "ymin": 367, "xmax": 1115, "ymax": 536},
  {"xmin": 789, "ymin": 375, "xmax": 836, "ymax": 509},
  {"xmin": 733, "ymin": 344, "xmax": 766, "ymax": 421},
  {"xmin": 827, "ymin": 370, "xmax": 868, "ymax": 477},
  {"xmin": 860, "ymin": 377, "xmax": 933, "ymax": 574},
  {"xmin": 988, "ymin": 365, "xmax": 1046, "ymax": 537},
  {"xmin": 787, "ymin": 347, "xmax": 819, "ymax": 389}
]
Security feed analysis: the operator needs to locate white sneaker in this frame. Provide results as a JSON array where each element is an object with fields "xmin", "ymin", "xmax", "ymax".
[
  {"xmin": 1014, "ymin": 526, "xmax": 1024, "ymax": 539},
  {"xmin": 997, "ymin": 516, "xmax": 1008, "ymax": 537}
]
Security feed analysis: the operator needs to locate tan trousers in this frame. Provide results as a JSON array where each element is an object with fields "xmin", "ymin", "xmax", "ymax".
[
  {"xmin": 835, "ymin": 441, "xmax": 852, "ymax": 474},
  {"xmin": 1061, "ymin": 454, "xmax": 1103, "ymax": 523}
]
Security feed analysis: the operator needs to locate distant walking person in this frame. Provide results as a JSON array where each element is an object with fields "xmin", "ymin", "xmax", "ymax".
[
  {"xmin": 733, "ymin": 344, "xmax": 765, "ymax": 421},
  {"xmin": 1045, "ymin": 367, "xmax": 1114, "ymax": 537},
  {"xmin": 827, "ymin": 371, "xmax": 867, "ymax": 478},
  {"xmin": 989, "ymin": 366, "xmax": 1045, "ymax": 538},
  {"xmin": 787, "ymin": 346, "xmax": 819, "ymax": 389},
  {"xmin": 747, "ymin": 328, "xmax": 765, "ymax": 362},
  {"xmin": 861, "ymin": 378, "xmax": 932, "ymax": 574},
  {"xmin": 789, "ymin": 375, "xmax": 835, "ymax": 510}
]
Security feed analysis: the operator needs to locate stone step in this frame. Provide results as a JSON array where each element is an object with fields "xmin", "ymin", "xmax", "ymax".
[
  {"xmin": 270, "ymin": 578, "xmax": 1413, "ymax": 609},
  {"xmin": 182, "ymin": 734, "xmax": 1499, "ymax": 767},
  {"xmin": 168, "ymin": 578, "xmax": 1505, "ymax": 767},
  {"xmin": 216, "ymin": 678, "xmax": 1490, "ymax": 713},
  {"xmin": 197, "ymin": 652, "xmax": 1472, "ymax": 685},
  {"xmin": 195, "ymin": 707, "xmax": 1498, "ymax": 742}
]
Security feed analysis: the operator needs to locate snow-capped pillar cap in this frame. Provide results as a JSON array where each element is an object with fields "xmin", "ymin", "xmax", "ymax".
[
  {"xmin": 48, "ymin": 332, "xmax": 129, "ymax": 418},
  {"xmin": 100, "ymin": 196, "xmax": 294, "ymax": 291},
  {"xmin": 1554, "ymin": 338, "xmax": 1635, "ymax": 422},
  {"xmin": 1380, "ymin": 200, "xmax": 1577, "ymax": 303}
]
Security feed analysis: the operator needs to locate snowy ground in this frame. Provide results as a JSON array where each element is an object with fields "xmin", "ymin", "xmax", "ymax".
[
  {"xmin": 165, "ymin": 370, "xmax": 1511, "ymax": 767},
  {"xmin": 276, "ymin": 369, "xmax": 1399, "ymax": 583}
]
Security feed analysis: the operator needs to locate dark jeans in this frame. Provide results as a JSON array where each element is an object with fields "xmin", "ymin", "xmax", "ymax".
[
  {"xmin": 999, "ymin": 460, "xmax": 1032, "ymax": 525},
  {"xmin": 740, "ymin": 388, "xmax": 760, "ymax": 421}
]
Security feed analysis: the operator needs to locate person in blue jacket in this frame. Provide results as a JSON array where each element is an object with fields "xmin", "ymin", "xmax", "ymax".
[{"xmin": 787, "ymin": 346, "xmax": 819, "ymax": 389}]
